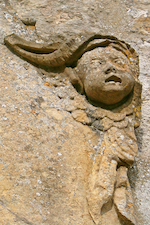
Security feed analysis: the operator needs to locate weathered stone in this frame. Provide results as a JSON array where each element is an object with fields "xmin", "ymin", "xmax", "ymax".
[
  {"xmin": 4, "ymin": 30, "xmax": 142, "ymax": 224},
  {"xmin": 72, "ymin": 110, "xmax": 91, "ymax": 124},
  {"xmin": 0, "ymin": 1, "xmax": 150, "ymax": 225}
]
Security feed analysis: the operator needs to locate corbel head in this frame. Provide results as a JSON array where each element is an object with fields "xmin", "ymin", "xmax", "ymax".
[{"xmin": 4, "ymin": 34, "xmax": 141, "ymax": 107}]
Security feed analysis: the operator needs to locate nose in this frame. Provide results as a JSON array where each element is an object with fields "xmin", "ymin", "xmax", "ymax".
[{"xmin": 104, "ymin": 63, "xmax": 116, "ymax": 74}]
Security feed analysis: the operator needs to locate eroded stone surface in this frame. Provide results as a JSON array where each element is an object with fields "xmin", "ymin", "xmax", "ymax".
[
  {"xmin": 3, "ymin": 34, "xmax": 142, "ymax": 225},
  {"xmin": 0, "ymin": 0, "xmax": 150, "ymax": 225}
]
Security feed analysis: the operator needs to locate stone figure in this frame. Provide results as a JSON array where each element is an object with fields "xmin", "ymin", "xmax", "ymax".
[{"xmin": 4, "ymin": 34, "xmax": 142, "ymax": 225}]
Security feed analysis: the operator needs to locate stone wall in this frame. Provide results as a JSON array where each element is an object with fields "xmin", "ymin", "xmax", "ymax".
[{"xmin": 0, "ymin": 0, "xmax": 149, "ymax": 224}]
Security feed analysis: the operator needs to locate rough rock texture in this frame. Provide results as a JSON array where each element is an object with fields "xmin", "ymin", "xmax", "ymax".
[{"xmin": 0, "ymin": 0, "xmax": 150, "ymax": 225}]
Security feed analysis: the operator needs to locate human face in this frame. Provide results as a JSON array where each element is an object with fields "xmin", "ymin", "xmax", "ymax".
[{"xmin": 76, "ymin": 46, "xmax": 135, "ymax": 105}]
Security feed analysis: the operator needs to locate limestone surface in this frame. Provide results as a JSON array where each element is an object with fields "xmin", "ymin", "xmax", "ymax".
[{"xmin": 0, "ymin": 0, "xmax": 150, "ymax": 225}]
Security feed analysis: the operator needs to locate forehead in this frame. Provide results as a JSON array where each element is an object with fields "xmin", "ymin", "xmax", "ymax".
[{"xmin": 80, "ymin": 46, "xmax": 129, "ymax": 62}]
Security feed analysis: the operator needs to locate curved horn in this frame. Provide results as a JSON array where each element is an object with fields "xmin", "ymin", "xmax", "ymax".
[
  {"xmin": 4, "ymin": 34, "xmax": 69, "ymax": 67},
  {"xmin": 4, "ymin": 33, "xmax": 139, "ymax": 77},
  {"xmin": 4, "ymin": 33, "xmax": 86, "ymax": 67}
]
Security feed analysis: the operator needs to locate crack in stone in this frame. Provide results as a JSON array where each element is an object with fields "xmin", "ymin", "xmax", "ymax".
[{"xmin": 0, "ymin": 200, "xmax": 34, "ymax": 225}]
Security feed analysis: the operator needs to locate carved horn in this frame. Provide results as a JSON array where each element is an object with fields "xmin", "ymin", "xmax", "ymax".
[
  {"xmin": 4, "ymin": 33, "xmax": 75, "ymax": 67},
  {"xmin": 4, "ymin": 33, "xmax": 139, "ymax": 77}
]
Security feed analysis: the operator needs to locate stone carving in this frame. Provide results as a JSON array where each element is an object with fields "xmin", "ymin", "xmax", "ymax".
[{"xmin": 4, "ymin": 34, "xmax": 142, "ymax": 225}]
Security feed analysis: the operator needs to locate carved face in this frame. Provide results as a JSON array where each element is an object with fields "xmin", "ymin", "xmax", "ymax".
[{"xmin": 75, "ymin": 46, "xmax": 135, "ymax": 105}]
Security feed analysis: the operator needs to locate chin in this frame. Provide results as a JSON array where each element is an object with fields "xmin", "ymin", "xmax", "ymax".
[
  {"xmin": 86, "ymin": 90, "xmax": 126, "ymax": 105},
  {"xmin": 86, "ymin": 89, "xmax": 134, "ymax": 107}
]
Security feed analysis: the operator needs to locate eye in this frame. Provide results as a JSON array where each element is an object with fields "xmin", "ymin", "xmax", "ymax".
[{"xmin": 114, "ymin": 58, "xmax": 124, "ymax": 66}]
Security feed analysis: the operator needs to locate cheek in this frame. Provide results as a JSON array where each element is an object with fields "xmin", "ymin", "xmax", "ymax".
[
  {"xmin": 81, "ymin": 62, "xmax": 105, "ymax": 82},
  {"xmin": 121, "ymin": 71, "xmax": 135, "ymax": 87},
  {"xmin": 83, "ymin": 72, "xmax": 105, "ymax": 90},
  {"xmin": 76, "ymin": 65, "xmax": 89, "ymax": 83},
  {"xmin": 83, "ymin": 73, "xmax": 104, "ymax": 102}
]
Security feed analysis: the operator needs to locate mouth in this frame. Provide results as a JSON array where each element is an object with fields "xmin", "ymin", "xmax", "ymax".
[{"xmin": 105, "ymin": 75, "xmax": 122, "ymax": 84}]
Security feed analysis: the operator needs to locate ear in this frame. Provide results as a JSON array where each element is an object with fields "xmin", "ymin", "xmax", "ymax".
[{"xmin": 65, "ymin": 67, "xmax": 84, "ymax": 94}]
